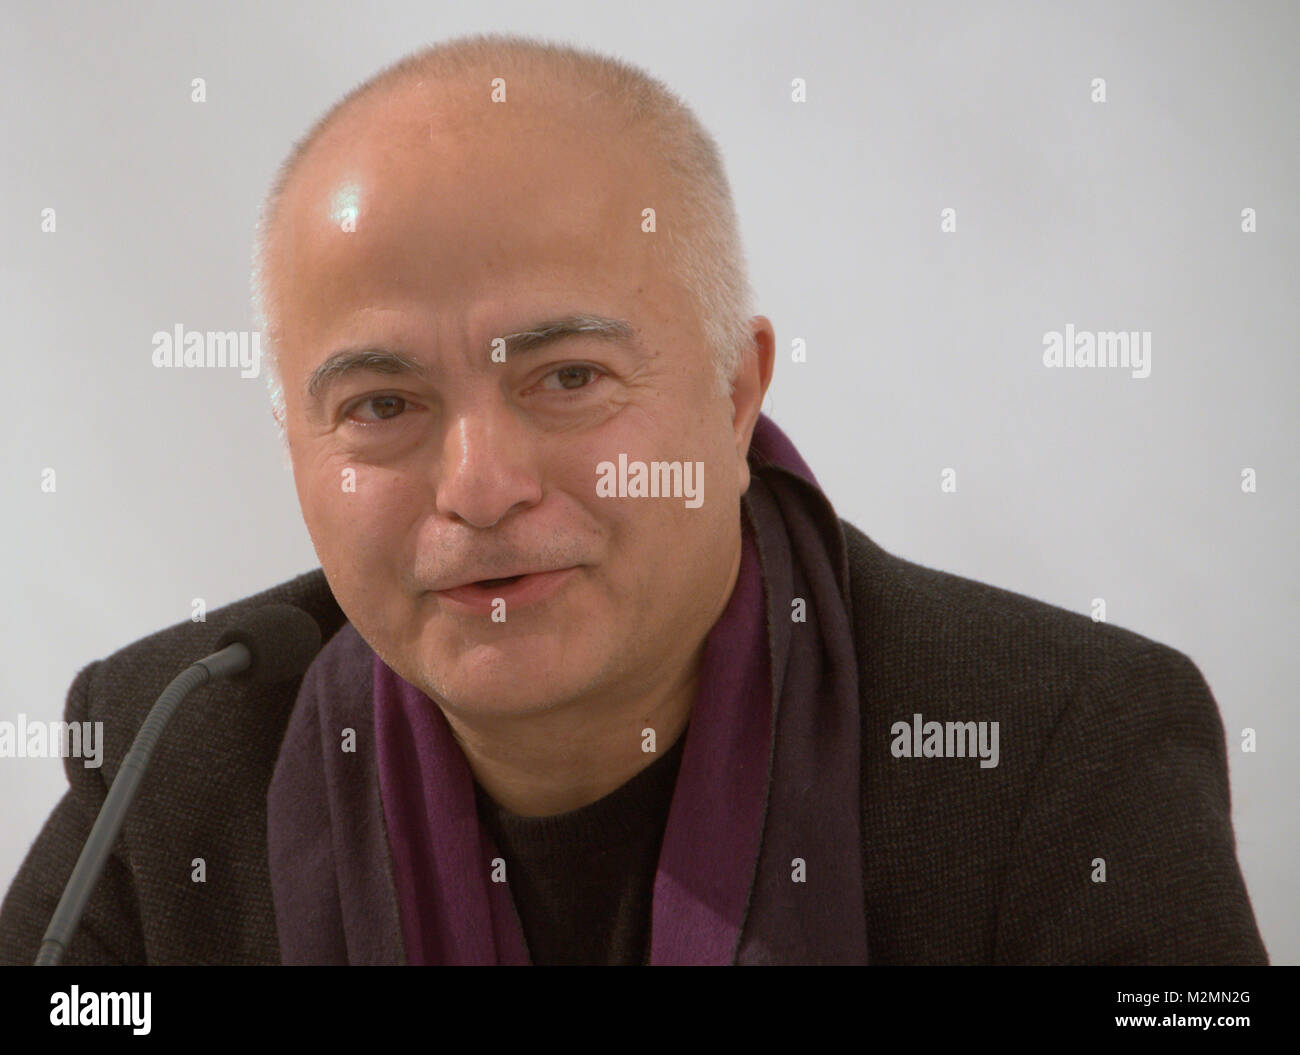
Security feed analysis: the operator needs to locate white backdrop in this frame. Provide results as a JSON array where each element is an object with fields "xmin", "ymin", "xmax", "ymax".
[{"xmin": 2, "ymin": 0, "xmax": 1295, "ymax": 963}]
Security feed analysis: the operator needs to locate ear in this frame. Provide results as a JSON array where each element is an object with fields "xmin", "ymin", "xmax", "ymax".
[{"xmin": 729, "ymin": 316, "xmax": 776, "ymax": 494}]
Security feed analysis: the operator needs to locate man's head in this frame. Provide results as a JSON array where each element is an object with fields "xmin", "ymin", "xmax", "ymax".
[{"xmin": 251, "ymin": 32, "xmax": 773, "ymax": 723}]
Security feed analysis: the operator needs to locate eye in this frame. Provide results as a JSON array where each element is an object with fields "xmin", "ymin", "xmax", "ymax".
[
  {"xmin": 345, "ymin": 395, "xmax": 409, "ymax": 424},
  {"xmin": 538, "ymin": 365, "xmax": 603, "ymax": 392}
]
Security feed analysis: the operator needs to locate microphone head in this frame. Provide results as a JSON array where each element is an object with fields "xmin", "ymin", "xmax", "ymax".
[{"xmin": 214, "ymin": 604, "xmax": 324, "ymax": 685}]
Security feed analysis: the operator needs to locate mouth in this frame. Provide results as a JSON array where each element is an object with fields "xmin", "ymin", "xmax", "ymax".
[
  {"xmin": 473, "ymin": 575, "xmax": 526, "ymax": 588},
  {"xmin": 433, "ymin": 567, "xmax": 579, "ymax": 613}
]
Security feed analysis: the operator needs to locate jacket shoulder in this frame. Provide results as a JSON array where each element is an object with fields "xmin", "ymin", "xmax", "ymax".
[
  {"xmin": 86, "ymin": 569, "xmax": 342, "ymax": 698},
  {"xmin": 838, "ymin": 516, "xmax": 1213, "ymax": 790},
  {"xmin": 839, "ymin": 518, "xmax": 1184, "ymax": 684},
  {"xmin": 10, "ymin": 567, "xmax": 343, "ymax": 965},
  {"xmin": 74, "ymin": 566, "xmax": 347, "ymax": 825}
]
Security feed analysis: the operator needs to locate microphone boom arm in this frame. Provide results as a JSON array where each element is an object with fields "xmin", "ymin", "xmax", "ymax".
[{"xmin": 34, "ymin": 642, "xmax": 252, "ymax": 966}]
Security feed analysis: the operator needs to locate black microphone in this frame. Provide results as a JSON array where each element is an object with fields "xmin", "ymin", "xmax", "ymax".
[{"xmin": 34, "ymin": 604, "xmax": 323, "ymax": 966}]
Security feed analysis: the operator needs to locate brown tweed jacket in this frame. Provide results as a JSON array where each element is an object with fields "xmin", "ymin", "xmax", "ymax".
[{"xmin": 0, "ymin": 522, "xmax": 1268, "ymax": 964}]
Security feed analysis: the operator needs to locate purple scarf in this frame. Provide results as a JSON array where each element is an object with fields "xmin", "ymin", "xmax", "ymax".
[{"xmin": 268, "ymin": 414, "xmax": 868, "ymax": 964}]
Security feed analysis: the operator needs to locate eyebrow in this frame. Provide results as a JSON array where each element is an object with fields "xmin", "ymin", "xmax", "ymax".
[{"xmin": 304, "ymin": 313, "xmax": 638, "ymax": 403}]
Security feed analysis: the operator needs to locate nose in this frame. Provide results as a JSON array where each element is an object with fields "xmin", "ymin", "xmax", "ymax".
[{"xmin": 434, "ymin": 407, "xmax": 543, "ymax": 528}]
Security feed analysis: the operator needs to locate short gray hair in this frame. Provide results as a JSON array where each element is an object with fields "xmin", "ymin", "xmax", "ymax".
[{"xmin": 251, "ymin": 31, "xmax": 755, "ymax": 425}]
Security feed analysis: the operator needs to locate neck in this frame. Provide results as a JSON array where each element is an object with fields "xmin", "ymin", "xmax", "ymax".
[{"xmin": 443, "ymin": 655, "xmax": 699, "ymax": 816}]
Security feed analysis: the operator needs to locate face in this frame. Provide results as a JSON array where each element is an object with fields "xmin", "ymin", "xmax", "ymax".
[{"xmin": 270, "ymin": 84, "xmax": 763, "ymax": 722}]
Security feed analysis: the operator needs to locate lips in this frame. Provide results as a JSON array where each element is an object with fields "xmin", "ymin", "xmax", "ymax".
[
  {"xmin": 433, "ymin": 567, "xmax": 579, "ymax": 613},
  {"xmin": 436, "ymin": 568, "xmax": 555, "ymax": 592}
]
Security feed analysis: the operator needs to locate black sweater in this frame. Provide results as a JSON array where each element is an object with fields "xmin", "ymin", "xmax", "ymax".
[{"xmin": 473, "ymin": 730, "xmax": 687, "ymax": 966}]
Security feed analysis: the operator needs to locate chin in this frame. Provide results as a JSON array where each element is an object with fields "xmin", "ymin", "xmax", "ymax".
[
  {"xmin": 419, "ymin": 638, "xmax": 601, "ymax": 718},
  {"xmin": 428, "ymin": 676, "xmax": 585, "ymax": 720}
]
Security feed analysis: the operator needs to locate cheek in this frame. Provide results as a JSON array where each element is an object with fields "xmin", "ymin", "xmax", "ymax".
[
  {"xmin": 560, "ymin": 421, "xmax": 732, "ymax": 583},
  {"xmin": 297, "ymin": 457, "xmax": 423, "ymax": 574},
  {"xmin": 597, "ymin": 496, "xmax": 710, "ymax": 600}
]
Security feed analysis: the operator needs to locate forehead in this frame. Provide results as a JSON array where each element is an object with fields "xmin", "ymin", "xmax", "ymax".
[{"xmin": 268, "ymin": 84, "xmax": 674, "ymax": 348}]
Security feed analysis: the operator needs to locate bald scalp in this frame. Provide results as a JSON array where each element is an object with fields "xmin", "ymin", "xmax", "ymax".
[{"xmin": 251, "ymin": 32, "xmax": 754, "ymax": 423}]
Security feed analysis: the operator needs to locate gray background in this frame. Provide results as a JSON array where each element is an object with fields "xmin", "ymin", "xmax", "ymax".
[{"xmin": 3, "ymin": 0, "xmax": 1295, "ymax": 963}]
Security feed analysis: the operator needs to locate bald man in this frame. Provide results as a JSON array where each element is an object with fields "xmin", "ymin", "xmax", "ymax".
[{"xmin": 0, "ymin": 33, "xmax": 1268, "ymax": 965}]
